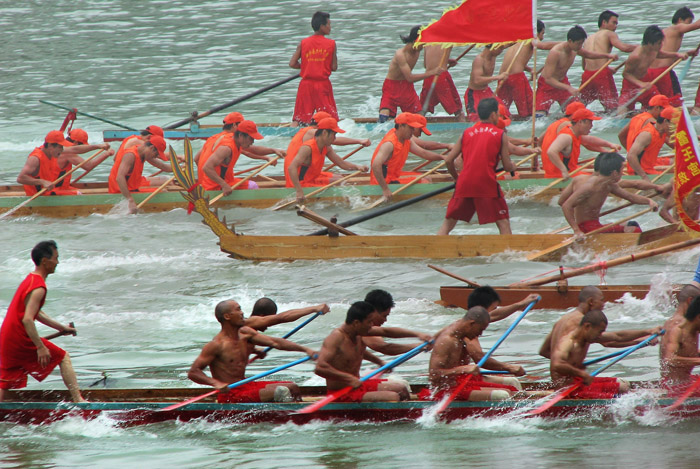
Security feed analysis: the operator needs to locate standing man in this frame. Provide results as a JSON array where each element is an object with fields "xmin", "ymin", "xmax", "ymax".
[
  {"xmin": 289, "ymin": 11, "xmax": 338, "ymax": 126},
  {"xmin": 465, "ymin": 44, "xmax": 508, "ymax": 121},
  {"xmin": 0, "ymin": 241, "xmax": 84, "ymax": 403},
  {"xmin": 419, "ymin": 45, "xmax": 465, "ymax": 120},
  {"xmin": 579, "ymin": 11, "xmax": 637, "ymax": 113},
  {"xmin": 438, "ymin": 98, "xmax": 515, "ymax": 235}
]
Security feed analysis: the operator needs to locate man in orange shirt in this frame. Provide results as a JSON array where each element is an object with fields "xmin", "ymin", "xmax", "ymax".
[
  {"xmin": 53, "ymin": 129, "xmax": 114, "ymax": 194},
  {"xmin": 17, "ymin": 131, "xmax": 73, "ymax": 196},
  {"xmin": 626, "ymin": 106, "xmax": 675, "ymax": 180}
]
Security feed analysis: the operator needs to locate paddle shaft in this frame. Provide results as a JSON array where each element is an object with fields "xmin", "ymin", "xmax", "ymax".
[
  {"xmin": 427, "ymin": 264, "xmax": 481, "ymax": 287},
  {"xmin": 136, "ymin": 175, "xmax": 177, "ymax": 209},
  {"xmin": 366, "ymin": 161, "xmax": 447, "ymax": 210},
  {"xmin": 620, "ymin": 58, "xmax": 683, "ymax": 109},
  {"xmin": 495, "ymin": 153, "xmax": 535, "ymax": 178},
  {"xmin": 249, "ymin": 312, "xmax": 323, "ymax": 363},
  {"xmin": 324, "ymin": 144, "xmax": 364, "ymax": 171},
  {"xmin": 273, "ymin": 170, "xmax": 364, "ymax": 211},
  {"xmin": 43, "ymin": 322, "xmax": 76, "ymax": 341},
  {"xmin": 579, "ymin": 58, "xmax": 614, "ymax": 92},
  {"xmin": 40, "ymin": 100, "xmax": 137, "ymax": 131},
  {"xmin": 210, "ymin": 155, "xmax": 281, "ymax": 205},
  {"xmin": 495, "ymin": 41, "xmax": 526, "ymax": 94},
  {"xmin": 531, "ymin": 159, "xmax": 595, "ymax": 197},
  {"xmin": 420, "ymin": 49, "xmax": 451, "ymax": 115}
]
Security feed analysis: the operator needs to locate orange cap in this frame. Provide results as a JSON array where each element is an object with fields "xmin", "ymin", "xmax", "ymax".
[
  {"xmin": 649, "ymin": 95, "xmax": 670, "ymax": 108},
  {"xmin": 44, "ymin": 130, "xmax": 71, "ymax": 146},
  {"xmin": 312, "ymin": 111, "xmax": 332, "ymax": 123},
  {"xmin": 145, "ymin": 125, "xmax": 164, "ymax": 137},
  {"xmin": 149, "ymin": 135, "xmax": 167, "ymax": 159},
  {"xmin": 316, "ymin": 117, "xmax": 346, "ymax": 133},
  {"xmin": 564, "ymin": 101, "xmax": 586, "ymax": 116},
  {"xmin": 395, "ymin": 112, "xmax": 418, "ymax": 126},
  {"xmin": 68, "ymin": 128, "xmax": 88, "ymax": 145},
  {"xmin": 660, "ymin": 106, "xmax": 676, "ymax": 120},
  {"xmin": 237, "ymin": 120, "xmax": 264, "ymax": 140},
  {"xmin": 223, "ymin": 112, "xmax": 244, "ymax": 125},
  {"xmin": 409, "ymin": 113, "xmax": 432, "ymax": 135},
  {"xmin": 570, "ymin": 108, "xmax": 601, "ymax": 122},
  {"xmin": 497, "ymin": 104, "xmax": 511, "ymax": 128}
]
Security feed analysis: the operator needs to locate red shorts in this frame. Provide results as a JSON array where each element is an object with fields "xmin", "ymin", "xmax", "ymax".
[
  {"xmin": 618, "ymin": 78, "xmax": 659, "ymax": 111},
  {"xmin": 536, "ymin": 76, "xmax": 576, "ymax": 113},
  {"xmin": 293, "ymin": 78, "xmax": 339, "ymax": 125},
  {"xmin": 446, "ymin": 196, "xmax": 509, "ymax": 225},
  {"xmin": 333, "ymin": 378, "xmax": 386, "ymax": 403},
  {"xmin": 0, "ymin": 338, "xmax": 66, "ymax": 390},
  {"xmin": 417, "ymin": 379, "xmax": 517, "ymax": 401},
  {"xmin": 465, "ymin": 87, "xmax": 502, "ymax": 121},
  {"xmin": 569, "ymin": 377, "xmax": 621, "ymax": 399},
  {"xmin": 380, "ymin": 79, "xmax": 421, "ymax": 116},
  {"xmin": 578, "ymin": 219, "xmax": 642, "ymax": 234},
  {"xmin": 216, "ymin": 380, "xmax": 293, "ymax": 403},
  {"xmin": 419, "ymin": 71, "xmax": 463, "ymax": 115},
  {"xmin": 579, "ymin": 67, "xmax": 618, "ymax": 111},
  {"xmin": 496, "ymin": 72, "xmax": 533, "ymax": 117},
  {"xmin": 646, "ymin": 68, "xmax": 682, "ymax": 106}
]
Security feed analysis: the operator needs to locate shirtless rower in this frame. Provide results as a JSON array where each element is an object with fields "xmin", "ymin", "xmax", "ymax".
[
  {"xmin": 626, "ymin": 106, "xmax": 675, "ymax": 181},
  {"xmin": 497, "ymin": 20, "xmax": 558, "ymax": 118},
  {"xmin": 53, "ymin": 129, "xmax": 114, "ymax": 194},
  {"xmin": 286, "ymin": 117, "xmax": 368, "ymax": 203},
  {"xmin": 617, "ymin": 25, "xmax": 688, "ymax": 116},
  {"xmin": 0, "ymin": 241, "xmax": 84, "ymax": 403},
  {"xmin": 314, "ymin": 301, "xmax": 412, "ymax": 402},
  {"xmin": 660, "ymin": 285, "xmax": 700, "ymax": 347},
  {"xmin": 422, "ymin": 306, "xmax": 522, "ymax": 402},
  {"xmin": 579, "ymin": 10, "xmax": 637, "ymax": 113},
  {"xmin": 468, "ymin": 286, "xmax": 540, "ymax": 323},
  {"xmin": 560, "ymin": 152, "xmax": 659, "ymax": 235},
  {"xmin": 536, "ymin": 25, "xmax": 618, "ymax": 115},
  {"xmin": 17, "ymin": 130, "xmax": 77, "ymax": 196},
  {"xmin": 660, "ymin": 296, "xmax": 700, "ymax": 392},
  {"xmin": 464, "ymin": 44, "xmax": 509, "ymax": 121},
  {"xmin": 378, "ymin": 26, "xmax": 444, "ymax": 122},
  {"xmin": 419, "ymin": 45, "xmax": 465, "ymax": 120},
  {"xmin": 187, "ymin": 299, "xmax": 316, "ymax": 403}
]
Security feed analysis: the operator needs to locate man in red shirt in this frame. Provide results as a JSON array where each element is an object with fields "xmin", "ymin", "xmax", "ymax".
[
  {"xmin": 289, "ymin": 11, "xmax": 338, "ymax": 126},
  {"xmin": 438, "ymin": 98, "xmax": 516, "ymax": 235},
  {"xmin": 0, "ymin": 241, "xmax": 84, "ymax": 402}
]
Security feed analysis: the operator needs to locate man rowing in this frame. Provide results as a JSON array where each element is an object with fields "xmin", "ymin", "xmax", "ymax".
[
  {"xmin": 17, "ymin": 131, "xmax": 74, "ymax": 196},
  {"xmin": 660, "ymin": 296, "xmax": 700, "ymax": 394},
  {"xmin": 314, "ymin": 301, "xmax": 412, "ymax": 402},
  {"xmin": 618, "ymin": 94, "xmax": 670, "ymax": 150},
  {"xmin": 626, "ymin": 106, "xmax": 675, "ymax": 181},
  {"xmin": 286, "ymin": 117, "xmax": 368, "ymax": 203},
  {"xmin": 419, "ymin": 45, "xmax": 465, "ymax": 120},
  {"xmin": 659, "ymin": 284, "xmax": 700, "ymax": 377},
  {"xmin": 465, "ymin": 44, "xmax": 508, "ymax": 121},
  {"xmin": 53, "ymin": 129, "xmax": 114, "ymax": 194},
  {"xmin": 0, "ymin": 241, "xmax": 84, "ymax": 403},
  {"xmin": 187, "ymin": 300, "xmax": 316, "ymax": 403}
]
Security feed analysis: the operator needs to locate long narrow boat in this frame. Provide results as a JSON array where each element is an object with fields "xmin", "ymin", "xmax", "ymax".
[{"xmin": 1, "ymin": 384, "xmax": 696, "ymax": 425}]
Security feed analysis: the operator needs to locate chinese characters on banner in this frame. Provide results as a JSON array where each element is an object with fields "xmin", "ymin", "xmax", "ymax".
[{"xmin": 674, "ymin": 105, "xmax": 700, "ymax": 232}]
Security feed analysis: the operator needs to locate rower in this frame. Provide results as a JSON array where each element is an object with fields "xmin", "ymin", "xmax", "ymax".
[
  {"xmin": 618, "ymin": 94, "xmax": 670, "ymax": 150},
  {"xmin": 17, "ymin": 130, "xmax": 72, "ymax": 196},
  {"xmin": 0, "ymin": 241, "xmax": 84, "ymax": 403},
  {"xmin": 626, "ymin": 106, "xmax": 675, "ymax": 181},
  {"xmin": 54, "ymin": 128, "xmax": 114, "ymax": 194},
  {"xmin": 187, "ymin": 299, "xmax": 316, "ymax": 403},
  {"xmin": 464, "ymin": 43, "xmax": 508, "ymax": 121},
  {"xmin": 419, "ymin": 44, "xmax": 465, "ymax": 120},
  {"xmin": 660, "ymin": 296, "xmax": 700, "ymax": 394},
  {"xmin": 314, "ymin": 301, "xmax": 411, "ymax": 402}
]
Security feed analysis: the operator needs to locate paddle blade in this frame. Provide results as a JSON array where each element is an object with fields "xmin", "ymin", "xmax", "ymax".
[
  {"xmin": 526, "ymin": 383, "xmax": 581, "ymax": 416},
  {"xmin": 667, "ymin": 376, "xmax": 700, "ymax": 411},
  {"xmin": 433, "ymin": 375, "xmax": 473, "ymax": 414},
  {"xmin": 295, "ymin": 386, "xmax": 353, "ymax": 414},
  {"xmin": 637, "ymin": 223, "xmax": 680, "ymax": 245},
  {"xmin": 526, "ymin": 238, "xmax": 575, "ymax": 262},
  {"xmin": 159, "ymin": 389, "xmax": 219, "ymax": 412}
]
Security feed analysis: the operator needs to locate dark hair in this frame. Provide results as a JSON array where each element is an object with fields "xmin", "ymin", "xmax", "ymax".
[
  {"xmin": 214, "ymin": 300, "xmax": 233, "ymax": 324},
  {"xmin": 222, "ymin": 123, "xmax": 234, "ymax": 131},
  {"xmin": 537, "ymin": 20, "xmax": 545, "ymax": 34},
  {"xmin": 31, "ymin": 240, "xmax": 57, "ymax": 266},
  {"xmin": 140, "ymin": 130, "xmax": 152, "ymax": 137},
  {"xmin": 567, "ymin": 25, "xmax": 587, "ymax": 42},
  {"xmin": 598, "ymin": 10, "xmax": 619, "ymax": 27},
  {"xmin": 477, "ymin": 97, "xmax": 499, "ymax": 120},
  {"xmin": 593, "ymin": 152, "xmax": 604, "ymax": 172},
  {"xmin": 685, "ymin": 296, "xmax": 700, "ymax": 321},
  {"xmin": 578, "ymin": 285, "xmax": 602, "ymax": 303},
  {"xmin": 468, "ymin": 286, "xmax": 501, "ymax": 309},
  {"xmin": 642, "ymin": 25, "xmax": 664, "ymax": 45},
  {"xmin": 463, "ymin": 306, "xmax": 490, "ymax": 325},
  {"xmin": 365, "ymin": 289, "xmax": 395, "ymax": 312},
  {"xmin": 581, "ymin": 309, "xmax": 608, "ymax": 326},
  {"xmin": 672, "ymin": 7, "xmax": 694, "ymax": 24},
  {"xmin": 311, "ymin": 11, "xmax": 330, "ymax": 32},
  {"xmin": 314, "ymin": 128, "xmax": 334, "ymax": 138},
  {"xmin": 345, "ymin": 301, "xmax": 376, "ymax": 325},
  {"xmin": 678, "ymin": 284, "xmax": 700, "ymax": 304},
  {"xmin": 252, "ymin": 297, "xmax": 277, "ymax": 317},
  {"xmin": 598, "ymin": 152, "xmax": 624, "ymax": 176},
  {"xmin": 401, "ymin": 25, "xmax": 421, "ymax": 44}
]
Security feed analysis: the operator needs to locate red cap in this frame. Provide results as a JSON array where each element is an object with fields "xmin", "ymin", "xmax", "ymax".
[
  {"xmin": 649, "ymin": 95, "xmax": 670, "ymax": 108},
  {"xmin": 316, "ymin": 117, "xmax": 346, "ymax": 133},
  {"xmin": 570, "ymin": 108, "xmax": 601, "ymax": 122},
  {"xmin": 45, "ymin": 130, "xmax": 71, "ymax": 146},
  {"xmin": 395, "ymin": 112, "xmax": 418, "ymax": 126},
  {"xmin": 149, "ymin": 135, "xmax": 167, "ymax": 159},
  {"xmin": 409, "ymin": 113, "xmax": 432, "ymax": 135},
  {"xmin": 68, "ymin": 128, "xmax": 88, "ymax": 145},
  {"xmin": 237, "ymin": 120, "xmax": 264, "ymax": 140},
  {"xmin": 312, "ymin": 111, "xmax": 332, "ymax": 123},
  {"xmin": 223, "ymin": 112, "xmax": 244, "ymax": 125},
  {"xmin": 497, "ymin": 104, "xmax": 511, "ymax": 128},
  {"xmin": 145, "ymin": 125, "xmax": 164, "ymax": 137},
  {"xmin": 660, "ymin": 106, "xmax": 676, "ymax": 120},
  {"xmin": 564, "ymin": 101, "xmax": 586, "ymax": 116}
]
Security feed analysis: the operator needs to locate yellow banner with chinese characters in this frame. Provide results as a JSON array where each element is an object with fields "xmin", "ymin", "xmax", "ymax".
[{"xmin": 673, "ymin": 105, "xmax": 700, "ymax": 232}]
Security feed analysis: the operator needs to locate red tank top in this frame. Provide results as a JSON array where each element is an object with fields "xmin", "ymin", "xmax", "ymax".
[
  {"xmin": 369, "ymin": 129, "xmax": 411, "ymax": 185},
  {"xmin": 0, "ymin": 273, "xmax": 47, "ymax": 360},
  {"xmin": 542, "ymin": 125, "xmax": 581, "ymax": 178},
  {"xmin": 285, "ymin": 138, "xmax": 328, "ymax": 187},
  {"xmin": 108, "ymin": 147, "xmax": 145, "ymax": 193},
  {"xmin": 300, "ymin": 35, "xmax": 335, "ymax": 80},
  {"xmin": 22, "ymin": 148, "xmax": 60, "ymax": 196},
  {"xmin": 198, "ymin": 134, "xmax": 242, "ymax": 190},
  {"xmin": 627, "ymin": 122, "xmax": 665, "ymax": 174},
  {"xmin": 454, "ymin": 122, "xmax": 505, "ymax": 198}
]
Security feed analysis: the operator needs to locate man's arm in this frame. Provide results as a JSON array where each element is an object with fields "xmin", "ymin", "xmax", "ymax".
[
  {"xmin": 246, "ymin": 327, "xmax": 316, "ymax": 357},
  {"xmin": 20, "ymin": 288, "xmax": 52, "ymax": 368},
  {"xmin": 411, "ymin": 136, "xmax": 452, "ymax": 152},
  {"xmin": 331, "ymin": 42, "xmax": 338, "ymax": 72},
  {"xmin": 580, "ymin": 135, "xmax": 620, "ymax": 153},
  {"xmin": 408, "ymin": 140, "xmax": 447, "ymax": 161},
  {"xmin": 561, "ymin": 184, "xmax": 592, "ymax": 236},
  {"xmin": 489, "ymin": 294, "xmax": 541, "ymax": 322},
  {"xmin": 287, "ymin": 145, "xmax": 312, "ymax": 202},
  {"xmin": 201, "ymin": 147, "xmax": 233, "ymax": 196},
  {"xmin": 618, "ymin": 122, "xmax": 631, "ymax": 149},
  {"xmin": 367, "ymin": 326, "xmax": 432, "ymax": 342},
  {"xmin": 62, "ymin": 143, "xmax": 110, "ymax": 155},
  {"xmin": 60, "ymin": 151, "xmax": 113, "ymax": 172},
  {"xmin": 243, "ymin": 145, "xmax": 284, "ymax": 160},
  {"xmin": 542, "ymin": 50, "xmax": 578, "ymax": 94},
  {"xmin": 314, "ymin": 333, "xmax": 362, "ymax": 388},
  {"xmin": 608, "ymin": 33, "xmax": 637, "ymax": 53},
  {"xmin": 289, "ymin": 43, "xmax": 302, "ymax": 69},
  {"xmin": 578, "ymin": 48, "xmax": 617, "ymax": 61},
  {"xmin": 17, "ymin": 156, "xmax": 50, "ymax": 188},
  {"xmin": 397, "ymin": 50, "xmax": 442, "ymax": 83},
  {"xmin": 610, "ymin": 184, "xmax": 658, "ymax": 210},
  {"xmin": 546, "ymin": 133, "xmax": 573, "ymax": 179},
  {"xmin": 662, "ymin": 328, "xmax": 700, "ymax": 367},
  {"xmin": 597, "ymin": 327, "xmax": 661, "ymax": 347},
  {"xmin": 115, "ymin": 153, "xmax": 138, "ymax": 213},
  {"xmin": 626, "ymin": 131, "xmax": 652, "ymax": 180},
  {"xmin": 363, "ymin": 348, "xmax": 385, "ymax": 366},
  {"xmin": 470, "ymin": 55, "xmax": 507, "ymax": 88},
  {"xmin": 465, "ymin": 338, "xmax": 525, "ymax": 375},
  {"xmin": 187, "ymin": 341, "xmax": 228, "ymax": 389},
  {"xmin": 539, "ymin": 330, "xmax": 554, "ymax": 359},
  {"xmin": 326, "ymin": 147, "xmax": 368, "ymax": 172},
  {"xmin": 246, "ymin": 304, "xmax": 330, "ymax": 330},
  {"xmin": 499, "ymin": 132, "xmax": 516, "ymax": 172},
  {"xmin": 371, "ymin": 141, "xmax": 396, "ymax": 200},
  {"xmin": 444, "ymin": 135, "xmax": 463, "ymax": 180},
  {"xmin": 363, "ymin": 336, "xmax": 422, "ymax": 356}
]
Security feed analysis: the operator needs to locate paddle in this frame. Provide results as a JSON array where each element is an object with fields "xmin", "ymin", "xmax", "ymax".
[
  {"xmin": 432, "ymin": 296, "xmax": 540, "ymax": 414},
  {"xmin": 612, "ymin": 60, "xmax": 627, "ymax": 74},
  {"xmin": 619, "ymin": 58, "xmax": 684, "ymax": 111},
  {"xmin": 495, "ymin": 41, "xmax": 526, "ymax": 94},
  {"xmin": 249, "ymin": 311, "xmax": 324, "ymax": 364},
  {"xmin": 667, "ymin": 376, "xmax": 700, "ymax": 410},
  {"xmin": 164, "ymin": 73, "xmax": 301, "ymax": 129},
  {"xmin": 496, "ymin": 153, "xmax": 536, "ymax": 178},
  {"xmin": 527, "ymin": 330, "xmax": 663, "ymax": 416},
  {"xmin": 420, "ymin": 49, "xmax": 451, "ymax": 115},
  {"xmin": 361, "ymin": 161, "xmax": 447, "ymax": 211},
  {"xmin": 209, "ymin": 155, "xmax": 281, "ymax": 206},
  {"xmin": 308, "ymin": 183, "xmax": 455, "ymax": 236},
  {"xmin": 676, "ymin": 41, "xmax": 700, "ymax": 84},
  {"xmin": 43, "ymin": 322, "xmax": 76, "ymax": 341},
  {"xmin": 272, "ymin": 170, "xmax": 364, "ymax": 211},
  {"xmin": 324, "ymin": 145, "xmax": 365, "ymax": 171},
  {"xmin": 427, "ymin": 264, "xmax": 481, "ymax": 288},
  {"xmin": 531, "ymin": 159, "xmax": 595, "ymax": 199},
  {"xmin": 40, "ymin": 100, "xmax": 137, "ymax": 131},
  {"xmin": 582, "ymin": 339, "xmax": 660, "ymax": 367},
  {"xmin": 295, "ymin": 341, "xmax": 431, "ymax": 415},
  {"xmin": 159, "ymin": 355, "xmax": 313, "ymax": 412},
  {"xmin": 0, "ymin": 149, "xmax": 105, "ymax": 220},
  {"xmin": 136, "ymin": 175, "xmax": 177, "ymax": 210}
]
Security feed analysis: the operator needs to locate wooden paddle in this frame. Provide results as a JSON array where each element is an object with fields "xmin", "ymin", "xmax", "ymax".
[
  {"xmin": 530, "ymin": 159, "xmax": 595, "ymax": 199},
  {"xmin": 637, "ymin": 222, "xmax": 681, "ymax": 245},
  {"xmin": 420, "ymin": 48, "xmax": 451, "ymax": 115},
  {"xmin": 43, "ymin": 322, "xmax": 76, "ymax": 341},
  {"xmin": 527, "ymin": 331, "xmax": 663, "ymax": 416},
  {"xmin": 272, "ymin": 170, "xmax": 364, "ymax": 211},
  {"xmin": 295, "ymin": 341, "xmax": 431, "ymax": 415},
  {"xmin": 361, "ymin": 161, "xmax": 446, "ymax": 211},
  {"xmin": 579, "ymin": 58, "xmax": 615, "ymax": 92},
  {"xmin": 324, "ymin": 145, "xmax": 364, "ymax": 171},
  {"xmin": 496, "ymin": 153, "xmax": 536, "ymax": 178},
  {"xmin": 612, "ymin": 60, "xmax": 627, "ymax": 74},
  {"xmin": 136, "ymin": 175, "xmax": 177, "ymax": 210},
  {"xmin": 427, "ymin": 264, "xmax": 481, "ymax": 288},
  {"xmin": 71, "ymin": 151, "xmax": 112, "ymax": 185},
  {"xmin": 159, "ymin": 355, "xmax": 313, "ymax": 412},
  {"xmin": 210, "ymin": 155, "xmax": 281, "ymax": 205},
  {"xmin": 249, "ymin": 311, "xmax": 324, "ymax": 364},
  {"xmin": 495, "ymin": 41, "xmax": 526, "ymax": 94},
  {"xmin": 619, "ymin": 58, "xmax": 684, "ymax": 110},
  {"xmin": 40, "ymin": 100, "xmax": 137, "ymax": 131},
  {"xmin": 0, "ymin": 149, "xmax": 105, "ymax": 220},
  {"xmin": 433, "ymin": 297, "xmax": 540, "ymax": 415},
  {"xmin": 296, "ymin": 206, "xmax": 358, "ymax": 235}
]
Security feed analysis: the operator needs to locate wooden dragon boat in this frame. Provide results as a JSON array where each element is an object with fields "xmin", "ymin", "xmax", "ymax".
[{"xmin": 2, "ymin": 384, "xmax": 696, "ymax": 426}]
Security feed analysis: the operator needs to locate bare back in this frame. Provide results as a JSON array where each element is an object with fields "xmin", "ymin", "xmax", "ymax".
[
  {"xmin": 543, "ymin": 42, "xmax": 577, "ymax": 81},
  {"xmin": 424, "ymin": 45, "xmax": 451, "ymax": 69},
  {"xmin": 499, "ymin": 42, "xmax": 534, "ymax": 75},
  {"xmin": 624, "ymin": 45, "xmax": 658, "ymax": 80},
  {"xmin": 652, "ymin": 25, "xmax": 685, "ymax": 68}
]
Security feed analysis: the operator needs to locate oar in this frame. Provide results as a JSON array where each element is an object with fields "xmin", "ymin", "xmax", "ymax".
[
  {"xmin": 619, "ymin": 58, "xmax": 684, "ymax": 110},
  {"xmin": 39, "ymin": 100, "xmax": 137, "ymax": 131},
  {"xmin": 527, "ymin": 331, "xmax": 663, "ymax": 416},
  {"xmin": 531, "ymin": 159, "xmax": 595, "ymax": 199},
  {"xmin": 164, "ymin": 73, "xmax": 301, "ymax": 129},
  {"xmin": 579, "ymin": 59, "xmax": 615, "ymax": 93},
  {"xmin": 324, "ymin": 145, "xmax": 364, "ymax": 171},
  {"xmin": 249, "ymin": 311, "xmax": 324, "ymax": 364},
  {"xmin": 272, "ymin": 170, "xmax": 364, "ymax": 211},
  {"xmin": 71, "ymin": 151, "xmax": 113, "ymax": 185},
  {"xmin": 159, "ymin": 355, "xmax": 313, "ymax": 412},
  {"xmin": 427, "ymin": 264, "xmax": 481, "ymax": 287},
  {"xmin": 612, "ymin": 60, "xmax": 627, "ymax": 74},
  {"xmin": 235, "ymin": 162, "xmax": 267, "ymax": 177},
  {"xmin": 667, "ymin": 375, "xmax": 700, "ymax": 410},
  {"xmin": 43, "ymin": 322, "xmax": 76, "ymax": 341},
  {"xmin": 210, "ymin": 155, "xmax": 281, "ymax": 206},
  {"xmin": 361, "ymin": 161, "xmax": 447, "ymax": 211},
  {"xmin": 582, "ymin": 339, "xmax": 659, "ymax": 367},
  {"xmin": 0, "ymin": 150, "xmax": 104, "ymax": 220},
  {"xmin": 308, "ymin": 183, "xmax": 455, "ymax": 236},
  {"xmin": 136, "ymin": 175, "xmax": 178, "ymax": 210},
  {"xmin": 495, "ymin": 41, "xmax": 526, "ymax": 94},
  {"xmin": 496, "ymin": 153, "xmax": 536, "ymax": 178},
  {"xmin": 295, "ymin": 341, "xmax": 431, "ymax": 414},
  {"xmin": 420, "ymin": 49, "xmax": 451, "ymax": 115},
  {"xmin": 677, "ymin": 41, "xmax": 700, "ymax": 83},
  {"xmin": 433, "ymin": 296, "xmax": 540, "ymax": 414}
]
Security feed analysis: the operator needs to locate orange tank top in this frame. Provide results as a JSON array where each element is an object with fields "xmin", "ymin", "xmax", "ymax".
[
  {"xmin": 542, "ymin": 125, "xmax": 580, "ymax": 178},
  {"xmin": 300, "ymin": 35, "xmax": 335, "ymax": 80},
  {"xmin": 108, "ymin": 147, "xmax": 145, "ymax": 193},
  {"xmin": 22, "ymin": 148, "xmax": 59, "ymax": 196},
  {"xmin": 285, "ymin": 138, "xmax": 328, "ymax": 187},
  {"xmin": 369, "ymin": 129, "xmax": 411, "ymax": 184},
  {"xmin": 626, "ymin": 112, "xmax": 653, "ymax": 150},
  {"xmin": 284, "ymin": 128, "xmax": 317, "ymax": 185},
  {"xmin": 627, "ymin": 122, "xmax": 665, "ymax": 175},
  {"xmin": 198, "ymin": 134, "xmax": 242, "ymax": 190}
]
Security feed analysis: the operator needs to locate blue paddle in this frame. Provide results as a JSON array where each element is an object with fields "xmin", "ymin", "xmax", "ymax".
[{"xmin": 250, "ymin": 311, "xmax": 324, "ymax": 363}]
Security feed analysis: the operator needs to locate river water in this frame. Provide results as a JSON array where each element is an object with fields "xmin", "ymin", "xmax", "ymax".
[{"xmin": 2, "ymin": 1, "xmax": 700, "ymax": 467}]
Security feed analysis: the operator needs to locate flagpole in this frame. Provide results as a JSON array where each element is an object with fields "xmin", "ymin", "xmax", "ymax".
[{"xmin": 531, "ymin": 42, "xmax": 538, "ymax": 171}]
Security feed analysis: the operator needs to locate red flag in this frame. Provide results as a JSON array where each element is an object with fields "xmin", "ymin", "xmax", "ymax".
[
  {"xmin": 673, "ymin": 105, "xmax": 700, "ymax": 232},
  {"xmin": 416, "ymin": 0, "xmax": 536, "ymax": 47}
]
